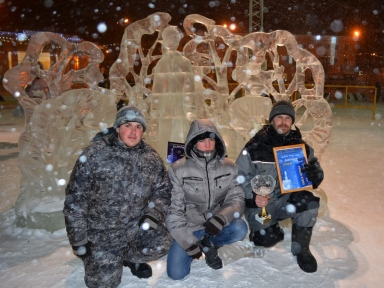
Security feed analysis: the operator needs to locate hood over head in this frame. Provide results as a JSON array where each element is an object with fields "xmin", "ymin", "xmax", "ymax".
[{"xmin": 185, "ymin": 119, "xmax": 226, "ymax": 159}]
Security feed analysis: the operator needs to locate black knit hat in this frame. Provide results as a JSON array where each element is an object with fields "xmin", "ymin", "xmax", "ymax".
[{"xmin": 269, "ymin": 100, "xmax": 295, "ymax": 123}]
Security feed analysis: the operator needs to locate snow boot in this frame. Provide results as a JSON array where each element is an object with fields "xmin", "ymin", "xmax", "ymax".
[
  {"xmin": 291, "ymin": 224, "xmax": 317, "ymax": 273},
  {"xmin": 200, "ymin": 237, "xmax": 223, "ymax": 270},
  {"xmin": 250, "ymin": 222, "xmax": 284, "ymax": 248},
  {"xmin": 123, "ymin": 261, "xmax": 152, "ymax": 278}
]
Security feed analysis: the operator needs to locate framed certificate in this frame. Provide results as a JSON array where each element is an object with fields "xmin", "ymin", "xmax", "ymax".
[{"xmin": 273, "ymin": 144, "xmax": 313, "ymax": 194}]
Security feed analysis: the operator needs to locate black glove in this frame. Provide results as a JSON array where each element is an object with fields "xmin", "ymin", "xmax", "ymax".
[
  {"xmin": 72, "ymin": 242, "xmax": 91, "ymax": 258},
  {"xmin": 203, "ymin": 215, "xmax": 226, "ymax": 236},
  {"xmin": 302, "ymin": 157, "xmax": 324, "ymax": 189},
  {"xmin": 138, "ymin": 213, "xmax": 159, "ymax": 230},
  {"xmin": 186, "ymin": 243, "xmax": 203, "ymax": 259}
]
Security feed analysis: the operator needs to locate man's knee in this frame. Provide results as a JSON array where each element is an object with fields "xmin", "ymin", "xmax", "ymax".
[
  {"xmin": 230, "ymin": 218, "xmax": 248, "ymax": 241},
  {"xmin": 293, "ymin": 209, "xmax": 318, "ymax": 227},
  {"xmin": 167, "ymin": 266, "xmax": 190, "ymax": 280},
  {"xmin": 288, "ymin": 191, "xmax": 319, "ymax": 213}
]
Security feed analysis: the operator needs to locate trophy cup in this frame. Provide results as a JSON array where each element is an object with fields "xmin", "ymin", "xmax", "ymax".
[{"xmin": 251, "ymin": 175, "xmax": 276, "ymax": 225}]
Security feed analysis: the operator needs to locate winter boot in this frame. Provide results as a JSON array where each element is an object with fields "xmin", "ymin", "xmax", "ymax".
[
  {"xmin": 291, "ymin": 224, "xmax": 317, "ymax": 273},
  {"xmin": 123, "ymin": 261, "xmax": 152, "ymax": 278},
  {"xmin": 200, "ymin": 237, "xmax": 223, "ymax": 270},
  {"xmin": 251, "ymin": 222, "xmax": 284, "ymax": 248}
]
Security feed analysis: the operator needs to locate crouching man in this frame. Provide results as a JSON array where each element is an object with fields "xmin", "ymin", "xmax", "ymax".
[
  {"xmin": 63, "ymin": 106, "xmax": 173, "ymax": 287},
  {"xmin": 166, "ymin": 119, "xmax": 248, "ymax": 280},
  {"xmin": 236, "ymin": 100, "xmax": 324, "ymax": 273}
]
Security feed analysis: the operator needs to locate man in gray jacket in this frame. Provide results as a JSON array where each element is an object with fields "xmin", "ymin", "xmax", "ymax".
[
  {"xmin": 63, "ymin": 106, "xmax": 173, "ymax": 288},
  {"xmin": 166, "ymin": 119, "xmax": 248, "ymax": 280},
  {"xmin": 236, "ymin": 100, "xmax": 324, "ymax": 273}
]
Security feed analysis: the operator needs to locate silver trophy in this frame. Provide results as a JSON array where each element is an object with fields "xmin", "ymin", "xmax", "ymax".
[{"xmin": 251, "ymin": 175, "xmax": 276, "ymax": 225}]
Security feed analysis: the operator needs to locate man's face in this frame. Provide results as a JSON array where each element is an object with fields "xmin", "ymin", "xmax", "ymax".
[
  {"xmin": 195, "ymin": 138, "xmax": 216, "ymax": 152},
  {"xmin": 117, "ymin": 122, "xmax": 144, "ymax": 147},
  {"xmin": 271, "ymin": 114, "xmax": 292, "ymax": 135}
]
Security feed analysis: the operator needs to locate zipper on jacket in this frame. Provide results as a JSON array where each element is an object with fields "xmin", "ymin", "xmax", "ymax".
[
  {"xmin": 206, "ymin": 160, "xmax": 211, "ymax": 209},
  {"xmin": 213, "ymin": 173, "xmax": 230, "ymax": 186}
]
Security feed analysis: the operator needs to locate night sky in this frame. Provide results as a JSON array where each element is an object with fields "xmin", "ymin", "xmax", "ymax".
[{"xmin": 0, "ymin": 0, "xmax": 383, "ymax": 53}]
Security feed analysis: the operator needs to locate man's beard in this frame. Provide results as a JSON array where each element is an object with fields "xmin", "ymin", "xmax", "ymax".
[{"xmin": 276, "ymin": 125, "xmax": 289, "ymax": 135}]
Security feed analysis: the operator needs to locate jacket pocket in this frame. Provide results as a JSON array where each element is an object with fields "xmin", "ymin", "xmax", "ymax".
[
  {"xmin": 213, "ymin": 173, "xmax": 231, "ymax": 188},
  {"xmin": 182, "ymin": 176, "xmax": 205, "ymax": 203}
]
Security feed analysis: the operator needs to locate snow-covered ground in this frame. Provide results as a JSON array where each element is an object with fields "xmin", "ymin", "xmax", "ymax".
[{"xmin": 0, "ymin": 103, "xmax": 383, "ymax": 288}]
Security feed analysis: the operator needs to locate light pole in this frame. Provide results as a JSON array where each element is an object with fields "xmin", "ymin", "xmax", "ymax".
[{"xmin": 249, "ymin": 0, "xmax": 264, "ymax": 33}]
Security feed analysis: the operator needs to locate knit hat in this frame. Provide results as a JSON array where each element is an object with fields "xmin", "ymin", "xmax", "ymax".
[
  {"xmin": 269, "ymin": 100, "xmax": 295, "ymax": 123},
  {"xmin": 190, "ymin": 131, "xmax": 217, "ymax": 148},
  {"xmin": 113, "ymin": 106, "xmax": 147, "ymax": 131}
]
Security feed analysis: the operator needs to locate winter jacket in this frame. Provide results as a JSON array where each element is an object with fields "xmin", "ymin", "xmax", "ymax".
[
  {"xmin": 63, "ymin": 129, "xmax": 172, "ymax": 248},
  {"xmin": 166, "ymin": 119, "xmax": 245, "ymax": 250},
  {"xmin": 236, "ymin": 124, "xmax": 323, "ymax": 208}
]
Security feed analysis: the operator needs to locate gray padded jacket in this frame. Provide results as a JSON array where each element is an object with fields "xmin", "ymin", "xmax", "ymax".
[{"xmin": 166, "ymin": 119, "xmax": 245, "ymax": 250}]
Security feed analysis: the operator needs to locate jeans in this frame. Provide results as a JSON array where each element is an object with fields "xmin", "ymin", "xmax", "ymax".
[{"xmin": 167, "ymin": 218, "xmax": 248, "ymax": 280}]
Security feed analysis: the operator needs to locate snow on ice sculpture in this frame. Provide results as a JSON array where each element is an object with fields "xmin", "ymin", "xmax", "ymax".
[
  {"xmin": 3, "ymin": 32, "xmax": 116, "ymax": 231},
  {"xmin": 182, "ymin": 14, "xmax": 247, "ymax": 159},
  {"xmin": 226, "ymin": 30, "xmax": 332, "ymax": 154},
  {"xmin": 2, "ymin": 14, "xmax": 332, "ymax": 232},
  {"xmin": 109, "ymin": 12, "xmax": 172, "ymax": 110}
]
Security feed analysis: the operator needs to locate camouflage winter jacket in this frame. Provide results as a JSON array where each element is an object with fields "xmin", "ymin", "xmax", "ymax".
[
  {"xmin": 63, "ymin": 130, "xmax": 172, "ymax": 247},
  {"xmin": 166, "ymin": 119, "xmax": 245, "ymax": 250}
]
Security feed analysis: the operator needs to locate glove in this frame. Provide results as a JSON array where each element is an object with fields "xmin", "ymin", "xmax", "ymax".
[
  {"xmin": 186, "ymin": 243, "xmax": 203, "ymax": 259},
  {"xmin": 203, "ymin": 214, "xmax": 226, "ymax": 236},
  {"xmin": 72, "ymin": 242, "xmax": 91, "ymax": 258},
  {"xmin": 138, "ymin": 213, "xmax": 159, "ymax": 230},
  {"xmin": 302, "ymin": 157, "xmax": 324, "ymax": 189}
]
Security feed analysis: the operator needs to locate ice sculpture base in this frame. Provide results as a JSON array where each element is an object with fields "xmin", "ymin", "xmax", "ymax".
[{"xmin": 15, "ymin": 210, "xmax": 65, "ymax": 233}]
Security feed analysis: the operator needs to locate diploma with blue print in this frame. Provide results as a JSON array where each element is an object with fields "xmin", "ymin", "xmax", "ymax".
[{"xmin": 273, "ymin": 144, "xmax": 313, "ymax": 194}]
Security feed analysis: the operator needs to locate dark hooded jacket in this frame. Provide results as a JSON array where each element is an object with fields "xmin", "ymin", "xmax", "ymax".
[
  {"xmin": 166, "ymin": 119, "xmax": 245, "ymax": 250},
  {"xmin": 236, "ymin": 124, "xmax": 322, "ymax": 208},
  {"xmin": 63, "ymin": 129, "xmax": 172, "ymax": 248}
]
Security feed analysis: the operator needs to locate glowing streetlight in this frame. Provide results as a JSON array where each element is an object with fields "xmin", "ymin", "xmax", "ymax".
[{"xmin": 229, "ymin": 23, "xmax": 237, "ymax": 31}]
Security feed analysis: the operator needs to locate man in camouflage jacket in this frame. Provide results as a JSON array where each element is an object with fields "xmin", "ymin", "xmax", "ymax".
[{"xmin": 63, "ymin": 106, "xmax": 172, "ymax": 288}]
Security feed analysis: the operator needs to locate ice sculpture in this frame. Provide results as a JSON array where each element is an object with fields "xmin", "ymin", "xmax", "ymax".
[
  {"xmin": 150, "ymin": 25, "xmax": 207, "ymax": 160},
  {"xmin": 3, "ymin": 14, "xmax": 332, "ymax": 232},
  {"xmin": 3, "ymin": 32, "xmax": 116, "ymax": 231}
]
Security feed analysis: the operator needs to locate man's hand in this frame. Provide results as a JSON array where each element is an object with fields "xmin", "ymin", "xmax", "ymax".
[
  {"xmin": 302, "ymin": 157, "xmax": 324, "ymax": 189},
  {"xmin": 203, "ymin": 214, "xmax": 226, "ymax": 236},
  {"xmin": 255, "ymin": 194, "xmax": 271, "ymax": 207},
  {"xmin": 186, "ymin": 243, "xmax": 203, "ymax": 259}
]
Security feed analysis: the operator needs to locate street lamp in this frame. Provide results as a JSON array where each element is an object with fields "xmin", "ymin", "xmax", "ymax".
[{"xmin": 353, "ymin": 30, "xmax": 361, "ymax": 41}]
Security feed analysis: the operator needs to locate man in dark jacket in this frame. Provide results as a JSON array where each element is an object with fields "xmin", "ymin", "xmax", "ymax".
[
  {"xmin": 63, "ymin": 106, "xmax": 173, "ymax": 288},
  {"xmin": 236, "ymin": 100, "xmax": 324, "ymax": 273},
  {"xmin": 166, "ymin": 119, "xmax": 248, "ymax": 280}
]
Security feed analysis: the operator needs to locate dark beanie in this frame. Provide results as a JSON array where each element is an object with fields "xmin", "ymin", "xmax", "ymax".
[
  {"xmin": 269, "ymin": 100, "xmax": 295, "ymax": 123},
  {"xmin": 190, "ymin": 131, "xmax": 216, "ymax": 147},
  {"xmin": 113, "ymin": 106, "xmax": 147, "ymax": 131}
]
